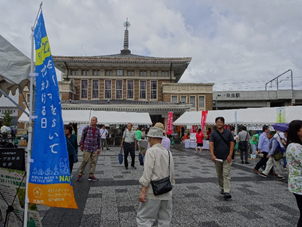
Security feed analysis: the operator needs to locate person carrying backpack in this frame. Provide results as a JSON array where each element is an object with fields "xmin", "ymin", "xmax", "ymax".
[{"xmin": 258, "ymin": 131, "xmax": 284, "ymax": 180}]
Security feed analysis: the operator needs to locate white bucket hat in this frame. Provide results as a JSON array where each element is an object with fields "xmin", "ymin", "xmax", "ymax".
[{"xmin": 147, "ymin": 127, "xmax": 163, "ymax": 139}]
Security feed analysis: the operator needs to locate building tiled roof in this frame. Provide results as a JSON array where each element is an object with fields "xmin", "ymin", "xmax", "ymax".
[
  {"xmin": 61, "ymin": 99, "xmax": 191, "ymax": 113},
  {"xmin": 62, "ymin": 99, "xmax": 185, "ymax": 105},
  {"xmin": 53, "ymin": 55, "xmax": 191, "ymax": 64}
]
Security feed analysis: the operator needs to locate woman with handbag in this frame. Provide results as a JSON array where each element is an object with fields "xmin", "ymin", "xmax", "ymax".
[
  {"xmin": 136, "ymin": 125, "xmax": 175, "ymax": 227},
  {"xmin": 286, "ymin": 120, "xmax": 302, "ymax": 227},
  {"xmin": 64, "ymin": 125, "xmax": 78, "ymax": 174}
]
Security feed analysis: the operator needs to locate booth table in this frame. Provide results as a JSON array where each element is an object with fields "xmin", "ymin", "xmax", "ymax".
[{"xmin": 184, "ymin": 140, "xmax": 209, "ymax": 149}]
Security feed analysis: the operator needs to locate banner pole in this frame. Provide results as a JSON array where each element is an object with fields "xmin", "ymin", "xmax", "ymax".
[{"xmin": 24, "ymin": 3, "xmax": 42, "ymax": 226}]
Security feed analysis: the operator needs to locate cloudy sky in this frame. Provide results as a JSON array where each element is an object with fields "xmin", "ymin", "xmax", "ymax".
[{"xmin": 1, "ymin": 0, "xmax": 302, "ymax": 91}]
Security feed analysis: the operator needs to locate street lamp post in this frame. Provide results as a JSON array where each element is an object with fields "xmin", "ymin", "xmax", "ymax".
[{"xmin": 215, "ymin": 94, "xmax": 221, "ymax": 110}]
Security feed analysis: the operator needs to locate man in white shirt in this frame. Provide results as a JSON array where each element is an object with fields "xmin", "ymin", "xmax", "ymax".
[
  {"xmin": 100, "ymin": 125, "xmax": 110, "ymax": 150},
  {"xmin": 136, "ymin": 126, "xmax": 175, "ymax": 226}
]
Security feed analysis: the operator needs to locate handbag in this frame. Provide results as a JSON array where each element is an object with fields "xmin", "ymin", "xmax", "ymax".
[
  {"xmin": 150, "ymin": 150, "xmax": 173, "ymax": 196},
  {"xmin": 272, "ymin": 146, "xmax": 283, "ymax": 161},
  {"xmin": 238, "ymin": 132, "xmax": 248, "ymax": 150},
  {"xmin": 118, "ymin": 148, "xmax": 123, "ymax": 164}
]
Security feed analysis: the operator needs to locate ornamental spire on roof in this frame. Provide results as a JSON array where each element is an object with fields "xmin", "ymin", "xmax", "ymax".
[{"xmin": 121, "ymin": 18, "xmax": 131, "ymax": 55}]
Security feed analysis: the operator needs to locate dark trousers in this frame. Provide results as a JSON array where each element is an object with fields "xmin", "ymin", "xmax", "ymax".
[
  {"xmin": 124, "ymin": 142, "xmax": 135, "ymax": 168},
  {"xmin": 294, "ymin": 193, "xmax": 302, "ymax": 227},
  {"xmin": 240, "ymin": 149, "xmax": 248, "ymax": 162},
  {"xmin": 254, "ymin": 152, "xmax": 268, "ymax": 170},
  {"xmin": 69, "ymin": 155, "xmax": 74, "ymax": 174}
]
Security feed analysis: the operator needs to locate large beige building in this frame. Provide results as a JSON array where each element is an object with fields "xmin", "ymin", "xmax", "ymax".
[{"xmin": 18, "ymin": 20, "xmax": 213, "ymax": 130}]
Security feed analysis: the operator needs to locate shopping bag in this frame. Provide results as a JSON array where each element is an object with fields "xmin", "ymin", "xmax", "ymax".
[{"xmin": 118, "ymin": 148, "xmax": 123, "ymax": 164}]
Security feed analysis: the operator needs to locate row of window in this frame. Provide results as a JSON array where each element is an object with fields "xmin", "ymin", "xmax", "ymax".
[
  {"xmin": 0, "ymin": 109, "xmax": 16, "ymax": 114},
  {"xmin": 71, "ymin": 69, "xmax": 169, "ymax": 77},
  {"xmin": 81, "ymin": 80, "xmax": 158, "ymax": 100},
  {"xmin": 171, "ymin": 95, "xmax": 205, "ymax": 109}
]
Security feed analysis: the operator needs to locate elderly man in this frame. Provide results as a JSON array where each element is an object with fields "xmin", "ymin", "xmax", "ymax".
[
  {"xmin": 136, "ymin": 125, "xmax": 175, "ymax": 226},
  {"xmin": 258, "ymin": 131, "xmax": 284, "ymax": 180},
  {"xmin": 121, "ymin": 123, "xmax": 137, "ymax": 169},
  {"xmin": 77, "ymin": 116, "xmax": 101, "ymax": 182}
]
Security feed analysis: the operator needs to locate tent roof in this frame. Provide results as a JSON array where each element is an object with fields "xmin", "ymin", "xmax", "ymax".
[
  {"xmin": 0, "ymin": 35, "xmax": 31, "ymax": 97},
  {"xmin": 173, "ymin": 106, "xmax": 302, "ymax": 126},
  {"xmin": 19, "ymin": 109, "xmax": 152, "ymax": 125}
]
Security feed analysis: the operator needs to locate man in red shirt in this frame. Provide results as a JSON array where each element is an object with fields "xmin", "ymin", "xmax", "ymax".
[{"xmin": 196, "ymin": 129, "xmax": 204, "ymax": 153}]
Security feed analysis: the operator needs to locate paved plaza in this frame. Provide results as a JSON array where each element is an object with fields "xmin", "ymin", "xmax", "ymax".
[{"xmin": 8, "ymin": 144, "xmax": 300, "ymax": 226}]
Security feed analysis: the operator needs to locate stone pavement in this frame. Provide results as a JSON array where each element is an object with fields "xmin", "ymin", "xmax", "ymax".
[{"xmin": 37, "ymin": 144, "xmax": 298, "ymax": 226}]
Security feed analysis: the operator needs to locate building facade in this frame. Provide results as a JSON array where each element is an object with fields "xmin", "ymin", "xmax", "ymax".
[{"xmin": 51, "ymin": 20, "xmax": 213, "ymax": 127}]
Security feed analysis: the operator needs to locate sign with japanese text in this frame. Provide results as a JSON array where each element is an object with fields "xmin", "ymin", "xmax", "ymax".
[
  {"xmin": 28, "ymin": 12, "xmax": 77, "ymax": 208},
  {"xmin": 0, "ymin": 168, "xmax": 42, "ymax": 227},
  {"xmin": 276, "ymin": 107, "xmax": 285, "ymax": 123},
  {"xmin": 166, "ymin": 112, "xmax": 173, "ymax": 135},
  {"xmin": 201, "ymin": 111, "xmax": 208, "ymax": 131},
  {"xmin": 0, "ymin": 148, "xmax": 25, "ymax": 171}
]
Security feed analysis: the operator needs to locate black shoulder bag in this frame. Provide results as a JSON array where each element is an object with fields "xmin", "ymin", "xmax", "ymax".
[{"xmin": 150, "ymin": 150, "xmax": 173, "ymax": 196}]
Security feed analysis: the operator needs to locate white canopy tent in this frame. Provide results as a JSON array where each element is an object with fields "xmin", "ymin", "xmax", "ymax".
[
  {"xmin": 19, "ymin": 109, "xmax": 152, "ymax": 125},
  {"xmin": 0, "ymin": 35, "xmax": 31, "ymax": 97},
  {"xmin": 173, "ymin": 106, "xmax": 302, "ymax": 127}
]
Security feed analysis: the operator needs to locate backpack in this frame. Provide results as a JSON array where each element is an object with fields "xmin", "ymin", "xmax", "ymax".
[{"xmin": 271, "ymin": 138, "xmax": 283, "ymax": 161}]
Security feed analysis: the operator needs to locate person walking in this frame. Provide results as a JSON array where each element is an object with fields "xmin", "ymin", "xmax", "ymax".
[
  {"xmin": 195, "ymin": 128, "xmax": 204, "ymax": 154},
  {"xmin": 238, "ymin": 126, "xmax": 250, "ymax": 164},
  {"xmin": 254, "ymin": 125, "xmax": 270, "ymax": 174},
  {"xmin": 258, "ymin": 131, "xmax": 284, "ymax": 180},
  {"xmin": 64, "ymin": 125, "xmax": 78, "ymax": 174},
  {"xmin": 77, "ymin": 116, "xmax": 101, "ymax": 181},
  {"xmin": 121, "ymin": 123, "xmax": 137, "ymax": 169},
  {"xmin": 209, "ymin": 117, "xmax": 234, "ymax": 199},
  {"xmin": 100, "ymin": 125, "xmax": 110, "ymax": 150},
  {"xmin": 154, "ymin": 122, "xmax": 171, "ymax": 151},
  {"xmin": 136, "ymin": 127, "xmax": 142, "ymax": 151},
  {"xmin": 250, "ymin": 132, "xmax": 259, "ymax": 157},
  {"xmin": 136, "ymin": 126, "xmax": 175, "ymax": 226},
  {"xmin": 286, "ymin": 120, "xmax": 302, "ymax": 227}
]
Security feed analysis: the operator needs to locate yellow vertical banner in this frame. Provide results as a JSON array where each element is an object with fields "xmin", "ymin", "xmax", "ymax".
[{"xmin": 276, "ymin": 107, "xmax": 285, "ymax": 123}]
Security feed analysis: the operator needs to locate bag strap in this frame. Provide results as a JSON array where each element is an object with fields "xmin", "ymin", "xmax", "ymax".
[
  {"xmin": 167, "ymin": 150, "xmax": 170, "ymax": 177},
  {"xmin": 66, "ymin": 136, "xmax": 77, "ymax": 153},
  {"xmin": 215, "ymin": 129, "xmax": 230, "ymax": 147},
  {"xmin": 244, "ymin": 132, "xmax": 248, "ymax": 141}
]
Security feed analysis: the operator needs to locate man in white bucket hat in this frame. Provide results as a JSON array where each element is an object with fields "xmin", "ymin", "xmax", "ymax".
[{"xmin": 136, "ymin": 125, "xmax": 175, "ymax": 226}]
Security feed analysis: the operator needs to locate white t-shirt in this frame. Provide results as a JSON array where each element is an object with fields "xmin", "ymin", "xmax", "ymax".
[{"xmin": 100, "ymin": 128, "xmax": 108, "ymax": 139}]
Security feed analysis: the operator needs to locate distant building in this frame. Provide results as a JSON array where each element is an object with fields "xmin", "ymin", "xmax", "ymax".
[
  {"xmin": 51, "ymin": 19, "xmax": 214, "ymax": 126},
  {"xmin": 213, "ymin": 89, "xmax": 302, "ymax": 110}
]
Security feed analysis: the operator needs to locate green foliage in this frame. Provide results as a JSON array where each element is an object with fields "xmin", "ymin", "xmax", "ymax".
[{"xmin": 3, "ymin": 110, "xmax": 13, "ymax": 126}]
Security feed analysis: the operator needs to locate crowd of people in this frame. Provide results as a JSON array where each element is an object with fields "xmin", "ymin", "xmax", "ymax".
[{"xmin": 62, "ymin": 116, "xmax": 302, "ymax": 226}]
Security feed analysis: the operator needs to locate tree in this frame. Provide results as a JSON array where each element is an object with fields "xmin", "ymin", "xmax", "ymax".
[{"xmin": 3, "ymin": 110, "xmax": 13, "ymax": 126}]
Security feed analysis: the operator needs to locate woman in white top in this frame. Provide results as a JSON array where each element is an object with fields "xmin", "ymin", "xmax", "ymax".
[{"xmin": 286, "ymin": 120, "xmax": 302, "ymax": 227}]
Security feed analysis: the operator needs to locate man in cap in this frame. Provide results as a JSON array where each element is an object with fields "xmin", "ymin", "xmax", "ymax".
[{"xmin": 136, "ymin": 125, "xmax": 175, "ymax": 226}]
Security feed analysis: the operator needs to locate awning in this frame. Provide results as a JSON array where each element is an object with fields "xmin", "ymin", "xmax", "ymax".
[
  {"xmin": 0, "ymin": 35, "xmax": 31, "ymax": 97},
  {"xmin": 173, "ymin": 106, "xmax": 302, "ymax": 127},
  {"xmin": 19, "ymin": 109, "xmax": 152, "ymax": 125},
  {"xmin": 173, "ymin": 110, "xmax": 236, "ymax": 126}
]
